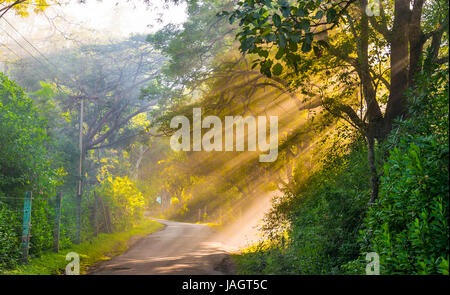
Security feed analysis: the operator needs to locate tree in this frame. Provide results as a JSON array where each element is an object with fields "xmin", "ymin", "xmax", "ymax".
[
  {"xmin": 11, "ymin": 35, "xmax": 167, "ymax": 154},
  {"xmin": 0, "ymin": 0, "xmax": 52, "ymax": 19},
  {"xmin": 0, "ymin": 73, "xmax": 60, "ymax": 199},
  {"xmin": 226, "ymin": 0, "xmax": 449, "ymax": 202},
  {"xmin": 7, "ymin": 35, "xmax": 170, "ymax": 242}
]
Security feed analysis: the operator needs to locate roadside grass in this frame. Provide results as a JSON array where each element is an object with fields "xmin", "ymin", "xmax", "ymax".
[
  {"xmin": 2, "ymin": 219, "xmax": 164, "ymax": 275},
  {"xmin": 200, "ymin": 222, "xmax": 223, "ymax": 231},
  {"xmin": 230, "ymin": 252, "xmax": 265, "ymax": 275},
  {"xmin": 230, "ymin": 241, "xmax": 276, "ymax": 275}
]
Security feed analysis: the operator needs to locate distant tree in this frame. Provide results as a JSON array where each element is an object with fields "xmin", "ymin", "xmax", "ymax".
[{"xmin": 11, "ymin": 35, "xmax": 166, "ymax": 153}]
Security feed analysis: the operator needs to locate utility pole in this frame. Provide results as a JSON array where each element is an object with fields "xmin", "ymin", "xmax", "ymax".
[
  {"xmin": 70, "ymin": 93, "xmax": 97, "ymax": 244},
  {"xmin": 76, "ymin": 97, "xmax": 84, "ymax": 244},
  {"xmin": 53, "ymin": 192, "xmax": 62, "ymax": 252},
  {"xmin": 21, "ymin": 192, "xmax": 32, "ymax": 263}
]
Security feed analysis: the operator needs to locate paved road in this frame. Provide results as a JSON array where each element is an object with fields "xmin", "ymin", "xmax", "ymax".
[{"xmin": 88, "ymin": 219, "xmax": 235, "ymax": 275}]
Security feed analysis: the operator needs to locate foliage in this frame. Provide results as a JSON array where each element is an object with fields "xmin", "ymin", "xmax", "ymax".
[
  {"xmin": 0, "ymin": 202, "xmax": 20, "ymax": 271},
  {"xmin": 224, "ymin": 0, "xmax": 340, "ymax": 77},
  {"xmin": 0, "ymin": 74, "xmax": 60, "ymax": 197},
  {"xmin": 148, "ymin": 0, "xmax": 235, "ymax": 86},
  {"xmin": 345, "ymin": 66, "xmax": 449, "ymax": 274},
  {"xmin": 0, "ymin": 74, "xmax": 67, "ymax": 263},
  {"xmin": 235, "ymin": 63, "xmax": 449, "ymax": 275},
  {"xmin": 236, "ymin": 133, "xmax": 371, "ymax": 274},
  {"xmin": 0, "ymin": 72, "xmax": 150, "ymax": 270},
  {"xmin": 2, "ymin": 219, "xmax": 163, "ymax": 275},
  {"xmin": 101, "ymin": 176, "xmax": 146, "ymax": 230},
  {"xmin": 0, "ymin": 0, "xmax": 52, "ymax": 18}
]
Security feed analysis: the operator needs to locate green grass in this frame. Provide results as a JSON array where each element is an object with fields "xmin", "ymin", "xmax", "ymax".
[
  {"xmin": 2, "ymin": 219, "xmax": 164, "ymax": 275},
  {"xmin": 202, "ymin": 222, "xmax": 224, "ymax": 231}
]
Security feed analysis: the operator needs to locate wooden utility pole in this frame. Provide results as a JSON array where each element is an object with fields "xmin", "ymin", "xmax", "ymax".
[
  {"xmin": 21, "ymin": 192, "xmax": 32, "ymax": 263},
  {"xmin": 53, "ymin": 192, "xmax": 62, "ymax": 253},
  {"xmin": 93, "ymin": 192, "xmax": 98, "ymax": 237},
  {"xmin": 76, "ymin": 98, "xmax": 84, "ymax": 244}
]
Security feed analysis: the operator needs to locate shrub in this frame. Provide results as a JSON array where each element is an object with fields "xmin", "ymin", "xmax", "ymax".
[
  {"xmin": 345, "ymin": 66, "xmax": 449, "ymax": 274},
  {"xmin": 0, "ymin": 202, "xmax": 21, "ymax": 270}
]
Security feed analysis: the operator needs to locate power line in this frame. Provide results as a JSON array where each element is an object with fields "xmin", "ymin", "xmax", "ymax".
[
  {"xmin": 1, "ymin": 42, "xmax": 21, "ymax": 59},
  {"xmin": 0, "ymin": 24, "xmax": 75, "ymax": 93},
  {"xmin": 2, "ymin": 17, "xmax": 71, "ymax": 81},
  {"xmin": 0, "ymin": 24, "xmax": 57, "ymax": 77},
  {"xmin": 1, "ymin": 42, "xmax": 52, "ymax": 79}
]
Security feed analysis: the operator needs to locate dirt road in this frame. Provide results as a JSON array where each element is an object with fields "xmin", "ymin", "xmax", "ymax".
[{"xmin": 88, "ymin": 219, "xmax": 235, "ymax": 275}]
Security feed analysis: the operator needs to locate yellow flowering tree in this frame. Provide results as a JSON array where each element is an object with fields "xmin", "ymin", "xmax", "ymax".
[
  {"xmin": 100, "ymin": 175, "xmax": 146, "ymax": 230},
  {"xmin": 0, "ymin": 0, "xmax": 53, "ymax": 18},
  {"xmin": 94, "ymin": 151, "xmax": 146, "ymax": 230}
]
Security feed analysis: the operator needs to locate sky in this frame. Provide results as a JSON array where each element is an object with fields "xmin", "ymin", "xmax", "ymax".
[
  {"xmin": 0, "ymin": 0, "xmax": 187, "ymax": 60},
  {"xmin": 53, "ymin": 0, "xmax": 188, "ymax": 37}
]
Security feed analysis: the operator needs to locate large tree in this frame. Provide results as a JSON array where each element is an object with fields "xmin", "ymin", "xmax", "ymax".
[{"xmin": 225, "ymin": 0, "xmax": 449, "ymax": 202}]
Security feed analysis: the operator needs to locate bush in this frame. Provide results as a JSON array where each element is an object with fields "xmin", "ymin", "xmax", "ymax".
[
  {"xmin": 345, "ymin": 67, "xmax": 449, "ymax": 274},
  {"xmin": 0, "ymin": 74, "xmax": 62, "ymax": 265},
  {"xmin": 0, "ymin": 202, "xmax": 21, "ymax": 270},
  {"xmin": 235, "ymin": 65, "xmax": 449, "ymax": 275},
  {"xmin": 237, "ymin": 136, "xmax": 371, "ymax": 274}
]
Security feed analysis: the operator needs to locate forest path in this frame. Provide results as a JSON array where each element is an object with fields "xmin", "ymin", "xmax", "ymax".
[{"xmin": 88, "ymin": 218, "xmax": 235, "ymax": 275}]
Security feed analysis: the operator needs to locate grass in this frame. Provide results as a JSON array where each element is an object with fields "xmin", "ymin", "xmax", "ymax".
[
  {"xmin": 2, "ymin": 219, "xmax": 164, "ymax": 275},
  {"xmin": 229, "ymin": 241, "xmax": 279, "ymax": 275},
  {"xmin": 199, "ymin": 222, "xmax": 223, "ymax": 231}
]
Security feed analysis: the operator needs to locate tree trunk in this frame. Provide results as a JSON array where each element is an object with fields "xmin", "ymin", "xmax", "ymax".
[
  {"xmin": 384, "ymin": 0, "xmax": 411, "ymax": 136},
  {"xmin": 408, "ymin": 0, "xmax": 427, "ymax": 91},
  {"xmin": 359, "ymin": 0, "xmax": 384, "ymax": 132}
]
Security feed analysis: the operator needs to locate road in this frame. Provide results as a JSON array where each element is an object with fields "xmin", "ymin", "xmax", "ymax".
[{"xmin": 88, "ymin": 219, "xmax": 235, "ymax": 275}]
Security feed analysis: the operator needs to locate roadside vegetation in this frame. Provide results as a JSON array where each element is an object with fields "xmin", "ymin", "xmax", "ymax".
[
  {"xmin": 234, "ymin": 67, "xmax": 449, "ymax": 274},
  {"xmin": 2, "ymin": 219, "xmax": 163, "ymax": 275}
]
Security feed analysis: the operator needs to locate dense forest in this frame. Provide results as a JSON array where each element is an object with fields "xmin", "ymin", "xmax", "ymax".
[{"xmin": 0, "ymin": 0, "xmax": 448, "ymax": 275}]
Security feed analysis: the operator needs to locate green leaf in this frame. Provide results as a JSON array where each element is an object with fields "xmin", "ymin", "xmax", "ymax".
[
  {"xmin": 296, "ymin": 8, "xmax": 306, "ymax": 17},
  {"xmin": 264, "ymin": 0, "xmax": 273, "ymax": 8},
  {"xmin": 272, "ymin": 63, "xmax": 283, "ymax": 76},
  {"xmin": 301, "ymin": 40, "xmax": 312, "ymax": 52},
  {"xmin": 313, "ymin": 10, "xmax": 324, "ymax": 20},
  {"xmin": 281, "ymin": 5, "xmax": 290, "ymax": 18},
  {"xmin": 289, "ymin": 41, "xmax": 298, "ymax": 52},
  {"xmin": 229, "ymin": 15, "xmax": 235, "ymax": 24},
  {"xmin": 278, "ymin": 33, "xmax": 287, "ymax": 48},
  {"xmin": 258, "ymin": 49, "xmax": 269, "ymax": 58},
  {"xmin": 241, "ymin": 37, "xmax": 256, "ymax": 52},
  {"xmin": 275, "ymin": 47, "xmax": 285, "ymax": 59},
  {"xmin": 326, "ymin": 8, "xmax": 337, "ymax": 23},
  {"xmin": 264, "ymin": 33, "xmax": 277, "ymax": 42},
  {"xmin": 298, "ymin": 20, "xmax": 310, "ymax": 32},
  {"xmin": 272, "ymin": 14, "xmax": 281, "ymax": 27},
  {"xmin": 305, "ymin": 32, "xmax": 313, "ymax": 43},
  {"xmin": 288, "ymin": 32, "xmax": 301, "ymax": 43},
  {"xmin": 260, "ymin": 59, "xmax": 273, "ymax": 77},
  {"xmin": 261, "ymin": 28, "xmax": 272, "ymax": 36}
]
